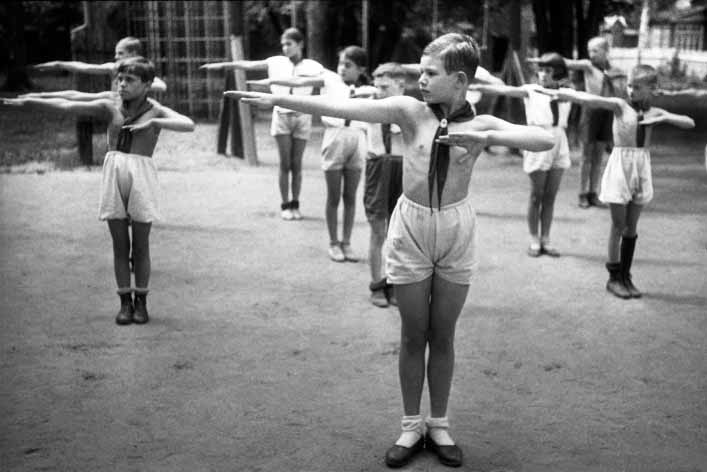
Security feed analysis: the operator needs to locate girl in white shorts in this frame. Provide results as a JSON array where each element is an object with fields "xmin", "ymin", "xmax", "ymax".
[{"xmin": 469, "ymin": 52, "xmax": 572, "ymax": 257}]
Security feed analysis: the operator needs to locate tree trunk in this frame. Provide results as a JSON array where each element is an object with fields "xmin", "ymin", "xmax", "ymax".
[
  {"xmin": 2, "ymin": 1, "xmax": 33, "ymax": 91},
  {"xmin": 306, "ymin": 1, "xmax": 329, "ymax": 65},
  {"xmin": 532, "ymin": 0, "xmax": 550, "ymax": 54}
]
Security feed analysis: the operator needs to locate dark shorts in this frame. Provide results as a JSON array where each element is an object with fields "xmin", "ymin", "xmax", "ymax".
[
  {"xmin": 364, "ymin": 153, "xmax": 403, "ymax": 221},
  {"xmin": 580, "ymin": 107, "xmax": 613, "ymax": 143}
]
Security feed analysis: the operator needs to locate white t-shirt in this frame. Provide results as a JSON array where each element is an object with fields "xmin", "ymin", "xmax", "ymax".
[
  {"xmin": 522, "ymin": 84, "xmax": 570, "ymax": 128},
  {"xmin": 366, "ymin": 122, "xmax": 403, "ymax": 157},
  {"xmin": 319, "ymin": 69, "xmax": 368, "ymax": 130},
  {"xmin": 266, "ymin": 56, "xmax": 324, "ymax": 113}
]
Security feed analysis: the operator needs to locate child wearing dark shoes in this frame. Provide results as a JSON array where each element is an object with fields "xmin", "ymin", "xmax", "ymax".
[{"xmin": 555, "ymin": 65, "xmax": 694, "ymax": 298}]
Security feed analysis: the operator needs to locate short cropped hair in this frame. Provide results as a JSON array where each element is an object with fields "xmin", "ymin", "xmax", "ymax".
[
  {"xmin": 281, "ymin": 27, "xmax": 304, "ymax": 44},
  {"xmin": 117, "ymin": 36, "xmax": 143, "ymax": 56},
  {"xmin": 630, "ymin": 64, "xmax": 658, "ymax": 86},
  {"xmin": 116, "ymin": 57, "xmax": 155, "ymax": 83},
  {"xmin": 373, "ymin": 62, "xmax": 406, "ymax": 79},
  {"xmin": 588, "ymin": 36, "xmax": 609, "ymax": 51},
  {"xmin": 537, "ymin": 52, "xmax": 568, "ymax": 81},
  {"xmin": 422, "ymin": 33, "xmax": 479, "ymax": 81}
]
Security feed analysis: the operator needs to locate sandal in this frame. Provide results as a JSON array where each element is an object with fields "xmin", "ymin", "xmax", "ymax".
[{"xmin": 541, "ymin": 244, "xmax": 560, "ymax": 257}]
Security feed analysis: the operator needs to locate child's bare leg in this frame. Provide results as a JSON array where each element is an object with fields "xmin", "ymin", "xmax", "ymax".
[
  {"xmin": 588, "ymin": 142, "xmax": 606, "ymax": 195},
  {"xmin": 290, "ymin": 138, "xmax": 307, "ymax": 202},
  {"xmin": 579, "ymin": 141, "xmax": 597, "ymax": 195},
  {"xmin": 108, "ymin": 219, "xmax": 131, "ymax": 289},
  {"xmin": 540, "ymin": 168, "xmax": 564, "ymax": 244},
  {"xmin": 324, "ymin": 170, "xmax": 342, "ymax": 245},
  {"xmin": 427, "ymin": 276, "xmax": 468, "ymax": 446},
  {"xmin": 341, "ymin": 168, "xmax": 361, "ymax": 246},
  {"xmin": 396, "ymin": 278, "xmax": 432, "ymax": 416},
  {"xmin": 131, "ymin": 221, "xmax": 152, "ymax": 289},
  {"xmin": 275, "ymin": 135, "xmax": 293, "ymax": 203},
  {"xmin": 368, "ymin": 217, "xmax": 387, "ymax": 281},
  {"xmin": 527, "ymin": 170, "xmax": 547, "ymax": 244},
  {"xmin": 394, "ymin": 277, "xmax": 432, "ymax": 447},
  {"xmin": 608, "ymin": 203, "xmax": 627, "ymax": 262}
]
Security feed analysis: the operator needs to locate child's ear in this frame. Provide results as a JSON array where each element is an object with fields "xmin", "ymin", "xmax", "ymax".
[{"xmin": 456, "ymin": 71, "xmax": 469, "ymax": 87}]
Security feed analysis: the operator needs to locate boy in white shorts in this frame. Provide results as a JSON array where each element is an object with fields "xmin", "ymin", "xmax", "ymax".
[
  {"xmin": 555, "ymin": 65, "xmax": 694, "ymax": 299},
  {"xmin": 469, "ymin": 52, "xmax": 572, "ymax": 257},
  {"xmin": 2, "ymin": 57, "xmax": 194, "ymax": 324},
  {"xmin": 226, "ymin": 33, "xmax": 554, "ymax": 468}
]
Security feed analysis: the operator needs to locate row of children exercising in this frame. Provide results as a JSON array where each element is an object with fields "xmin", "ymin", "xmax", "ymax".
[{"xmin": 2, "ymin": 30, "xmax": 695, "ymax": 469}]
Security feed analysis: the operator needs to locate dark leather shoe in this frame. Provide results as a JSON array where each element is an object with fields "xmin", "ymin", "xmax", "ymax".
[
  {"xmin": 425, "ymin": 433, "xmax": 463, "ymax": 467},
  {"xmin": 578, "ymin": 193, "xmax": 590, "ymax": 208},
  {"xmin": 385, "ymin": 436, "xmax": 424, "ymax": 468},
  {"xmin": 587, "ymin": 192, "xmax": 607, "ymax": 208}
]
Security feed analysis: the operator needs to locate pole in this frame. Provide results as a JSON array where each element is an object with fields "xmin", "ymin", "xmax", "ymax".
[
  {"xmin": 432, "ymin": 0, "xmax": 438, "ymax": 37},
  {"xmin": 291, "ymin": 0, "xmax": 297, "ymax": 27},
  {"xmin": 637, "ymin": 0, "xmax": 650, "ymax": 64},
  {"xmin": 362, "ymin": 0, "xmax": 369, "ymax": 52},
  {"xmin": 231, "ymin": 35, "xmax": 259, "ymax": 165}
]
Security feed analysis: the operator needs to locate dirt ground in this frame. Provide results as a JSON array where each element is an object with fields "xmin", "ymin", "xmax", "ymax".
[{"xmin": 1, "ymin": 116, "xmax": 706, "ymax": 472}]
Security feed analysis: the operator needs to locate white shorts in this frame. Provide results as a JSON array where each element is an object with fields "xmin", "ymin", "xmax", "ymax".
[
  {"xmin": 522, "ymin": 126, "xmax": 570, "ymax": 174},
  {"xmin": 599, "ymin": 147, "xmax": 653, "ymax": 205},
  {"xmin": 385, "ymin": 194, "xmax": 478, "ymax": 285},
  {"xmin": 98, "ymin": 151, "xmax": 160, "ymax": 223},
  {"xmin": 270, "ymin": 110, "xmax": 312, "ymax": 139},
  {"xmin": 321, "ymin": 127, "xmax": 366, "ymax": 172}
]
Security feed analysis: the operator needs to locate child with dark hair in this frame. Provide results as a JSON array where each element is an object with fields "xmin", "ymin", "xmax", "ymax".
[
  {"xmin": 470, "ymin": 52, "xmax": 572, "ymax": 257},
  {"xmin": 201, "ymin": 27, "xmax": 324, "ymax": 221},
  {"xmin": 3, "ymin": 57, "xmax": 194, "ymax": 324},
  {"xmin": 553, "ymin": 65, "xmax": 694, "ymax": 298}
]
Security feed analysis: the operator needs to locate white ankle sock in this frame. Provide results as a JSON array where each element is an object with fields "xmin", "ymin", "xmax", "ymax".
[
  {"xmin": 427, "ymin": 416, "xmax": 455, "ymax": 446},
  {"xmin": 394, "ymin": 415, "xmax": 423, "ymax": 447}
]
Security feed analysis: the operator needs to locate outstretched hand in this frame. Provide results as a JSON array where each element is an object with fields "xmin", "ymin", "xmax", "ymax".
[
  {"xmin": 224, "ymin": 90, "xmax": 275, "ymax": 107},
  {"xmin": 33, "ymin": 61, "xmax": 59, "ymax": 70},
  {"xmin": 122, "ymin": 120, "xmax": 154, "ymax": 133},
  {"xmin": 638, "ymin": 110, "xmax": 666, "ymax": 126},
  {"xmin": 437, "ymin": 131, "xmax": 489, "ymax": 163},
  {"xmin": 246, "ymin": 78, "xmax": 271, "ymax": 88},
  {"xmin": 0, "ymin": 98, "xmax": 25, "ymax": 106}
]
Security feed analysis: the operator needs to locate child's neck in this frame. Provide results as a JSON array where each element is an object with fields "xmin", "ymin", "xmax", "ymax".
[
  {"xmin": 435, "ymin": 94, "xmax": 468, "ymax": 117},
  {"xmin": 289, "ymin": 54, "xmax": 302, "ymax": 64},
  {"xmin": 121, "ymin": 94, "xmax": 149, "ymax": 115}
]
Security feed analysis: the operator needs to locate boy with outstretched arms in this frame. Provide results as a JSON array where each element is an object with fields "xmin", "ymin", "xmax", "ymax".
[
  {"xmin": 551, "ymin": 65, "xmax": 694, "ymax": 299},
  {"xmin": 531, "ymin": 36, "xmax": 616, "ymax": 208},
  {"xmin": 226, "ymin": 33, "xmax": 553, "ymax": 468},
  {"xmin": 34, "ymin": 36, "xmax": 167, "ymax": 93},
  {"xmin": 2, "ymin": 57, "xmax": 194, "ymax": 324}
]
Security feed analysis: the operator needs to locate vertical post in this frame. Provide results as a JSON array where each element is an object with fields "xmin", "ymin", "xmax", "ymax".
[
  {"xmin": 637, "ymin": 0, "xmax": 650, "ymax": 64},
  {"xmin": 362, "ymin": 0, "xmax": 369, "ymax": 52},
  {"xmin": 291, "ymin": 0, "xmax": 297, "ymax": 27},
  {"xmin": 72, "ymin": 1, "xmax": 93, "ymax": 166},
  {"xmin": 432, "ymin": 0, "xmax": 438, "ymax": 37},
  {"xmin": 231, "ymin": 35, "xmax": 258, "ymax": 165}
]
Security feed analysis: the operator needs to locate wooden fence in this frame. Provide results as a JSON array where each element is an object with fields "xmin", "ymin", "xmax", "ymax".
[{"xmin": 126, "ymin": 1, "xmax": 232, "ymax": 119}]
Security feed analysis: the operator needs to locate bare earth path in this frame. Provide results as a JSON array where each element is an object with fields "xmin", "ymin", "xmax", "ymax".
[{"xmin": 1, "ymin": 120, "xmax": 705, "ymax": 472}]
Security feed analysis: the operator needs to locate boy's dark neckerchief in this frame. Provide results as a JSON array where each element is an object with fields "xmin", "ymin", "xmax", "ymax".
[
  {"xmin": 631, "ymin": 100, "xmax": 650, "ymax": 148},
  {"xmin": 544, "ymin": 83, "xmax": 560, "ymax": 126},
  {"xmin": 427, "ymin": 101, "xmax": 476, "ymax": 210},
  {"xmin": 116, "ymin": 99, "xmax": 154, "ymax": 153}
]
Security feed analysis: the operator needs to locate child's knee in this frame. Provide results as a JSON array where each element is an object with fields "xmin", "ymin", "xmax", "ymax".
[{"xmin": 401, "ymin": 332, "xmax": 427, "ymax": 353}]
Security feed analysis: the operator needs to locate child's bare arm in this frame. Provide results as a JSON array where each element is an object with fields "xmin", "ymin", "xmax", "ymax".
[
  {"xmin": 467, "ymin": 83, "xmax": 527, "ymax": 98},
  {"xmin": 225, "ymin": 90, "xmax": 416, "ymax": 129},
  {"xmin": 640, "ymin": 107, "xmax": 695, "ymax": 129},
  {"xmin": 34, "ymin": 60, "xmax": 115, "ymax": 75},
  {"xmin": 19, "ymin": 90, "xmax": 116, "ymax": 101},
  {"xmin": 0, "ymin": 96, "xmax": 114, "ymax": 120},
  {"xmin": 247, "ymin": 76, "xmax": 325, "ymax": 88},
  {"xmin": 655, "ymin": 88, "xmax": 707, "ymax": 98},
  {"xmin": 125, "ymin": 103, "xmax": 195, "ymax": 133},
  {"xmin": 555, "ymin": 88, "xmax": 623, "ymax": 115},
  {"xmin": 438, "ymin": 115, "xmax": 554, "ymax": 152},
  {"xmin": 200, "ymin": 60, "xmax": 268, "ymax": 72}
]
